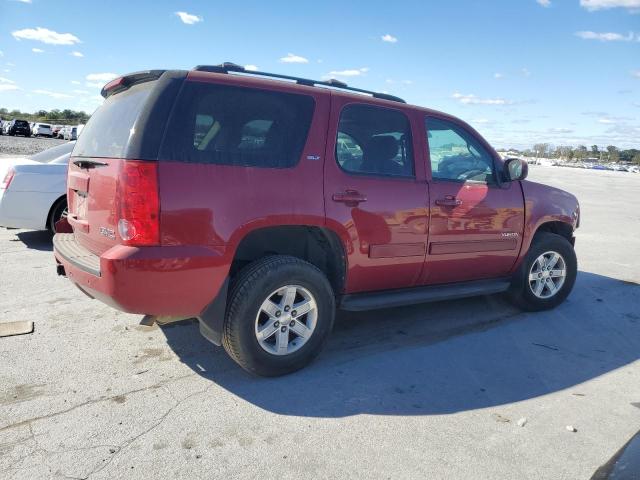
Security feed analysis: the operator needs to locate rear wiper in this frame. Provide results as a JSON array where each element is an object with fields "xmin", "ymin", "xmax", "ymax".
[{"xmin": 73, "ymin": 159, "xmax": 109, "ymax": 169}]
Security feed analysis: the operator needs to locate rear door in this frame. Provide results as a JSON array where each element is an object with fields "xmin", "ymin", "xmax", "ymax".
[
  {"xmin": 419, "ymin": 116, "xmax": 524, "ymax": 285},
  {"xmin": 324, "ymin": 95, "xmax": 429, "ymax": 293}
]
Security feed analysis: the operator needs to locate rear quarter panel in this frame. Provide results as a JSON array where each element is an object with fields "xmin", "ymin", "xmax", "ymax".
[
  {"xmin": 158, "ymin": 77, "xmax": 331, "ymax": 255},
  {"xmin": 0, "ymin": 164, "xmax": 67, "ymax": 229}
]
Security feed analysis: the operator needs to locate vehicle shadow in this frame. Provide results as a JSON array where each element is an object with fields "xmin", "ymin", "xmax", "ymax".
[
  {"xmin": 13, "ymin": 230, "xmax": 53, "ymax": 251},
  {"xmin": 160, "ymin": 270, "xmax": 640, "ymax": 418}
]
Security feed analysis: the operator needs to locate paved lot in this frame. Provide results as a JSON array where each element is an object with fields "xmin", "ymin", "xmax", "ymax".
[
  {"xmin": 1, "ymin": 166, "xmax": 639, "ymax": 480},
  {"xmin": 0, "ymin": 135, "xmax": 67, "ymax": 157}
]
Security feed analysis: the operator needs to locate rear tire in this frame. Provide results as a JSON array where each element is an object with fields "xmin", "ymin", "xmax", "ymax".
[
  {"xmin": 508, "ymin": 232, "xmax": 577, "ymax": 311},
  {"xmin": 48, "ymin": 198, "xmax": 68, "ymax": 232},
  {"xmin": 222, "ymin": 255, "xmax": 335, "ymax": 377}
]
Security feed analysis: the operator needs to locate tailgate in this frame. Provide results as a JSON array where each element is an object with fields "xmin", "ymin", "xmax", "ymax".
[{"xmin": 67, "ymin": 158, "xmax": 122, "ymax": 255}]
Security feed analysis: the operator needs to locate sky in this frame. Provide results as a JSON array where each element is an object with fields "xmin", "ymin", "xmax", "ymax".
[{"xmin": 0, "ymin": 0, "xmax": 638, "ymax": 150}]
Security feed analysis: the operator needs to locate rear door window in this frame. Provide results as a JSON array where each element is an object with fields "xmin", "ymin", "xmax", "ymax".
[
  {"xmin": 161, "ymin": 82, "xmax": 315, "ymax": 168},
  {"xmin": 336, "ymin": 104, "xmax": 414, "ymax": 177}
]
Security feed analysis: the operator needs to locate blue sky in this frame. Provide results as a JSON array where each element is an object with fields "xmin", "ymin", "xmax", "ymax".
[{"xmin": 0, "ymin": 0, "xmax": 638, "ymax": 149}]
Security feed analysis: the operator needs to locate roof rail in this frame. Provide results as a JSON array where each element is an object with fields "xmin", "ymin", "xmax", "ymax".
[{"xmin": 193, "ymin": 62, "xmax": 406, "ymax": 104}]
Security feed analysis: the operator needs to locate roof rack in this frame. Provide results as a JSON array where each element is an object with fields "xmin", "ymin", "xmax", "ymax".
[{"xmin": 193, "ymin": 62, "xmax": 406, "ymax": 104}]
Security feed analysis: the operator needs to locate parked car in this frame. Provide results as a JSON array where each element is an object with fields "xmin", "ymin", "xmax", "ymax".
[
  {"xmin": 5, "ymin": 119, "xmax": 31, "ymax": 137},
  {"xmin": 0, "ymin": 142, "xmax": 75, "ymax": 231},
  {"xmin": 32, "ymin": 123, "xmax": 53, "ymax": 138},
  {"xmin": 64, "ymin": 126, "xmax": 78, "ymax": 140},
  {"xmin": 51, "ymin": 125, "xmax": 63, "ymax": 138},
  {"xmin": 53, "ymin": 64, "xmax": 580, "ymax": 376}
]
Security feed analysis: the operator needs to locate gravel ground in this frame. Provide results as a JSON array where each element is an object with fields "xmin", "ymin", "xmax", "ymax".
[
  {"xmin": 0, "ymin": 135, "xmax": 67, "ymax": 157},
  {"xmin": 0, "ymin": 166, "xmax": 639, "ymax": 480}
]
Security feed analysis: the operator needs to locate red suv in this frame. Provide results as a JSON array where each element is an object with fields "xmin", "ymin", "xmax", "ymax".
[{"xmin": 53, "ymin": 64, "xmax": 580, "ymax": 376}]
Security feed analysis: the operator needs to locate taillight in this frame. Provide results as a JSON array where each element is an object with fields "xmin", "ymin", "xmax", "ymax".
[
  {"xmin": 117, "ymin": 161, "xmax": 159, "ymax": 246},
  {"xmin": 1, "ymin": 168, "xmax": 15, "ymax": 190}
]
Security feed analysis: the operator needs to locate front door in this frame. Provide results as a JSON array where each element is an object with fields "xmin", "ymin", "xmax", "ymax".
[
  {"xmin": 420, "ymin": 116, "xmax": 525, "ymax": 285},
  {"xmin": 324, "ymin": 97, "xmax": 429, "ymax": 293}
]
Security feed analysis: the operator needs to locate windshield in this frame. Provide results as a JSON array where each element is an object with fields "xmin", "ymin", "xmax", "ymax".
[{"xmin": 29, "ymin": 141, "xmax": 75, "ymax": 163}]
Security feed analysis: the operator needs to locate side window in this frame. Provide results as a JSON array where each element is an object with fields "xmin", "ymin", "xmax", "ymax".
[
  {"xmin": 162, "ymin": 83, "xmax": 315, "ymax": 168},
  {"xmin": 426, "ymin": 117, "xmax": 496, "ymax": 183},
  {"xmin": 337, "ymin": 104, "xmax": 414, "ymax": 177}
]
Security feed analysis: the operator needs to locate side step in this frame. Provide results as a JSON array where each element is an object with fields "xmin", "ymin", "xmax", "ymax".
[{"xmin": 339, "ymin": 278, "xmax": 512, "ymax": 312}]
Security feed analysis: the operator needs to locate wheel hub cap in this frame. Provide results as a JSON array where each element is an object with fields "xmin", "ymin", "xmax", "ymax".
[
  {"xmin": 255, "ymin": 285, "xmax": 317, "ymax": 356},
  {"xmin": 528, "ymin": 251, "xmax": 567, "ymax": 299}
]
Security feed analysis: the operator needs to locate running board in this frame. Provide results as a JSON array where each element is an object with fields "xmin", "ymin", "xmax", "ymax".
[{"xmin": 339, "ymin": 278, "xmax": 511, "ymax": 312}]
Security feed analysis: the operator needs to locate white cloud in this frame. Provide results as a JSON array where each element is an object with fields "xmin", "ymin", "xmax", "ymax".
[
  {"xmin": 598, "ymin": 118, "xmax": 615, "ymax": 123},
  {"xmin": 86, "ymin": 73, "xmax": 118, "ymax": 82},
  {"xmin": 632, "ymin": 70, "xmax": 640, "ymax": 78},
  {"xmin": 244, "ymin": 64, "xmax": 259, "ymax": 71},
  {"xmin": 576, "ymin": 31, "xmax": 634, "ymax": 41},
  {"xmin": 15, "ymin": 0, "xmax": 32, "ymax": 3},
  {"xmin": 72, "ymin": 89, "xmax": 89, "ymax": 95},
  {"xmin": 175, "ymin": 11, "xmax": 202, "ymax": 25},
  {"xmin": 32, "ymin": 47, "xmax": 44, "ymax": 53},
  {"xmin": 537, "ymin": 0, "xmax": 551, "ymax": 6},
  {"xmin": 381, "ymin": 34, "xmax": 398, "ymax": 43},
  {"xmin": 452, "ymin": 92, "xmax": 513, "ymax": 105},
  {"xmin": 280, "ymin": 53, "xmax": 309, "ymax": 63},
  {"xmin": 473, "ymin": 118, "xmax": 491, "ymax": 124},
  {"xmin": 12, "ymin": 27, "xmax": 80, "ymax": 45},
  {"xmin": 494, "ymin": 72, "xmax": 504, "ymax": 79},
  {"xmin": 85, "ymin": 72, "xmax": 118, "ymax": 88},
  {"xmin": 549, "ymin": 127, "xmax": 573, "ymax": 133},
  {"xmin": 71, "ymin": 80, "xmax": 81, "ymax": 85},
  {"xmin": 580, "ymin": 0, "xmax": 640, "ymax": 11},
  {"xmin": 0, "ymin": 51, "xmax": 3, "ymax": 57},
  {"xmin": 70, "ymin": 51, "xmax": 84, "ymax": 57},
  {"xmin": 327, "ymin": 67, "xmax": 369, "ymax": 77},
  {"xmin": 33, "ymin": 89, "xmax": 72, "ymax": 99},
  {"xmin": 521, "ymin": 68, "xmax": 531, "ymax": 77},
  {"xmin": 0, "ymin": 84, "xmax": 19, "ymax": 92},
  {"xmin": 0, "ymin": 77, "xmax": 15, "ymax": 84}
]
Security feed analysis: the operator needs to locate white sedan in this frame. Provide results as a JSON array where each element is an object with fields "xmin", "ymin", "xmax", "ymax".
[{"xmin": 0, "ymin": 142, "xmax": 75, "ymax": 231}]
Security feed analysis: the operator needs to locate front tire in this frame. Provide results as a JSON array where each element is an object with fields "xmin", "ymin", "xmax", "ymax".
[
  {"xmin": 508, "ymin": 232, "xmax": 577, "ymax": 311},
  {"xmin": 222, "ymin": 256, "xmax": 335, "ymax": 376}
]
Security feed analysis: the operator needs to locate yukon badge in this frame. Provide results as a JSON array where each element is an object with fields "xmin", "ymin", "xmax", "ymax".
[
  {"xmin": 502, "ymin": 232, "xmax": 519, "ymax": 238},
  {"xmin": 99, "ymin": 226, "xmax": 116, "ymax": 240}
]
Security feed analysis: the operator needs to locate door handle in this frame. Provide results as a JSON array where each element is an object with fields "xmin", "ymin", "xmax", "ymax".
[
  {"xmin": 435, "ymin": 196, "xmax": 462, "ymax": 207},
  {"xmin": 332, "ymin": 190, "xmax": 367, "ymax": 206}
]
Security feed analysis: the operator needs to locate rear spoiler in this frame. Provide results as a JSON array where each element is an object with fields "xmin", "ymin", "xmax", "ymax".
[{"xmin": 101, "ymin": 70, "xmax": 166, "ymax": 98}]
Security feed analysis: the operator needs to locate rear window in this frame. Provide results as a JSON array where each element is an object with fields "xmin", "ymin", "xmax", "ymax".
[
  {"xmin": 15, "ymin": 120, "xmax": 28, "ymax": 127},
  {"xmin": 73, "ymin": 82, "xmax": 153, "ymax": 158},
  {"xmin": 160, "ymin": 82, "xmax": 315, "ymax": 168}
]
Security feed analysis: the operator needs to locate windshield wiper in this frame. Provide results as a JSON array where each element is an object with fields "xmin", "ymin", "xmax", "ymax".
[{"xmin": 73, "ymin": 159, "xmax": 109, "ymax": 169}]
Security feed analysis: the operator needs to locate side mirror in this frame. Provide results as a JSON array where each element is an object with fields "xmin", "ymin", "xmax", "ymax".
[{"xmin": 504, "ymin": 158, "xmax": 528, "ymax": 182}]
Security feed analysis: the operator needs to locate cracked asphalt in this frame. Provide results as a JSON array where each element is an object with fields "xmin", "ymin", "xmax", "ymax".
[{"xmin": 1, "ymin": 166, "xmax": 639, "ymax": 479}]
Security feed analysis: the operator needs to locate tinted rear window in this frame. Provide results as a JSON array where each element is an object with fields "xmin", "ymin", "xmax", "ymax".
[
  {"xmin": 15, "ymin": 120, "xmax": 28, "ymax": 127},
  {"xmin": 160, "ymin": 82, "xmax": 315, "ymax": 168},
  {"xmin": 73, "ymin": 82, "xmax": 153, "ymax": 158}
]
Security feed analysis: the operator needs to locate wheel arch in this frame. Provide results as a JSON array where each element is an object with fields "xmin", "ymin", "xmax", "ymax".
[{"xmin": 229, "ymin": 224, "xmax": 347, "ymax": 296}]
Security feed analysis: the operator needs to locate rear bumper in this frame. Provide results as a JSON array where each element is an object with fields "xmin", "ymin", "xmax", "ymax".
[{"xmin": 53, "ymin": 233, "xmax": 229, "ymax": 317}]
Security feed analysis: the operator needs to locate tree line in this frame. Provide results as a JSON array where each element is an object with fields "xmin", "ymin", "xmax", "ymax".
[
  {"xmin": 518, "ymin": 144, "xmax": 640, "ymax": 164},
  {"xmin": 0, "ymin": 108, "xmax": 90, "ymax": 125}
]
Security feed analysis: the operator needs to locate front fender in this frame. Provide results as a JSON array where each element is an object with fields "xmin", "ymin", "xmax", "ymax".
[{"xmin": 518, "ymin": 180, "xmax": 579, "ymax": 262}]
